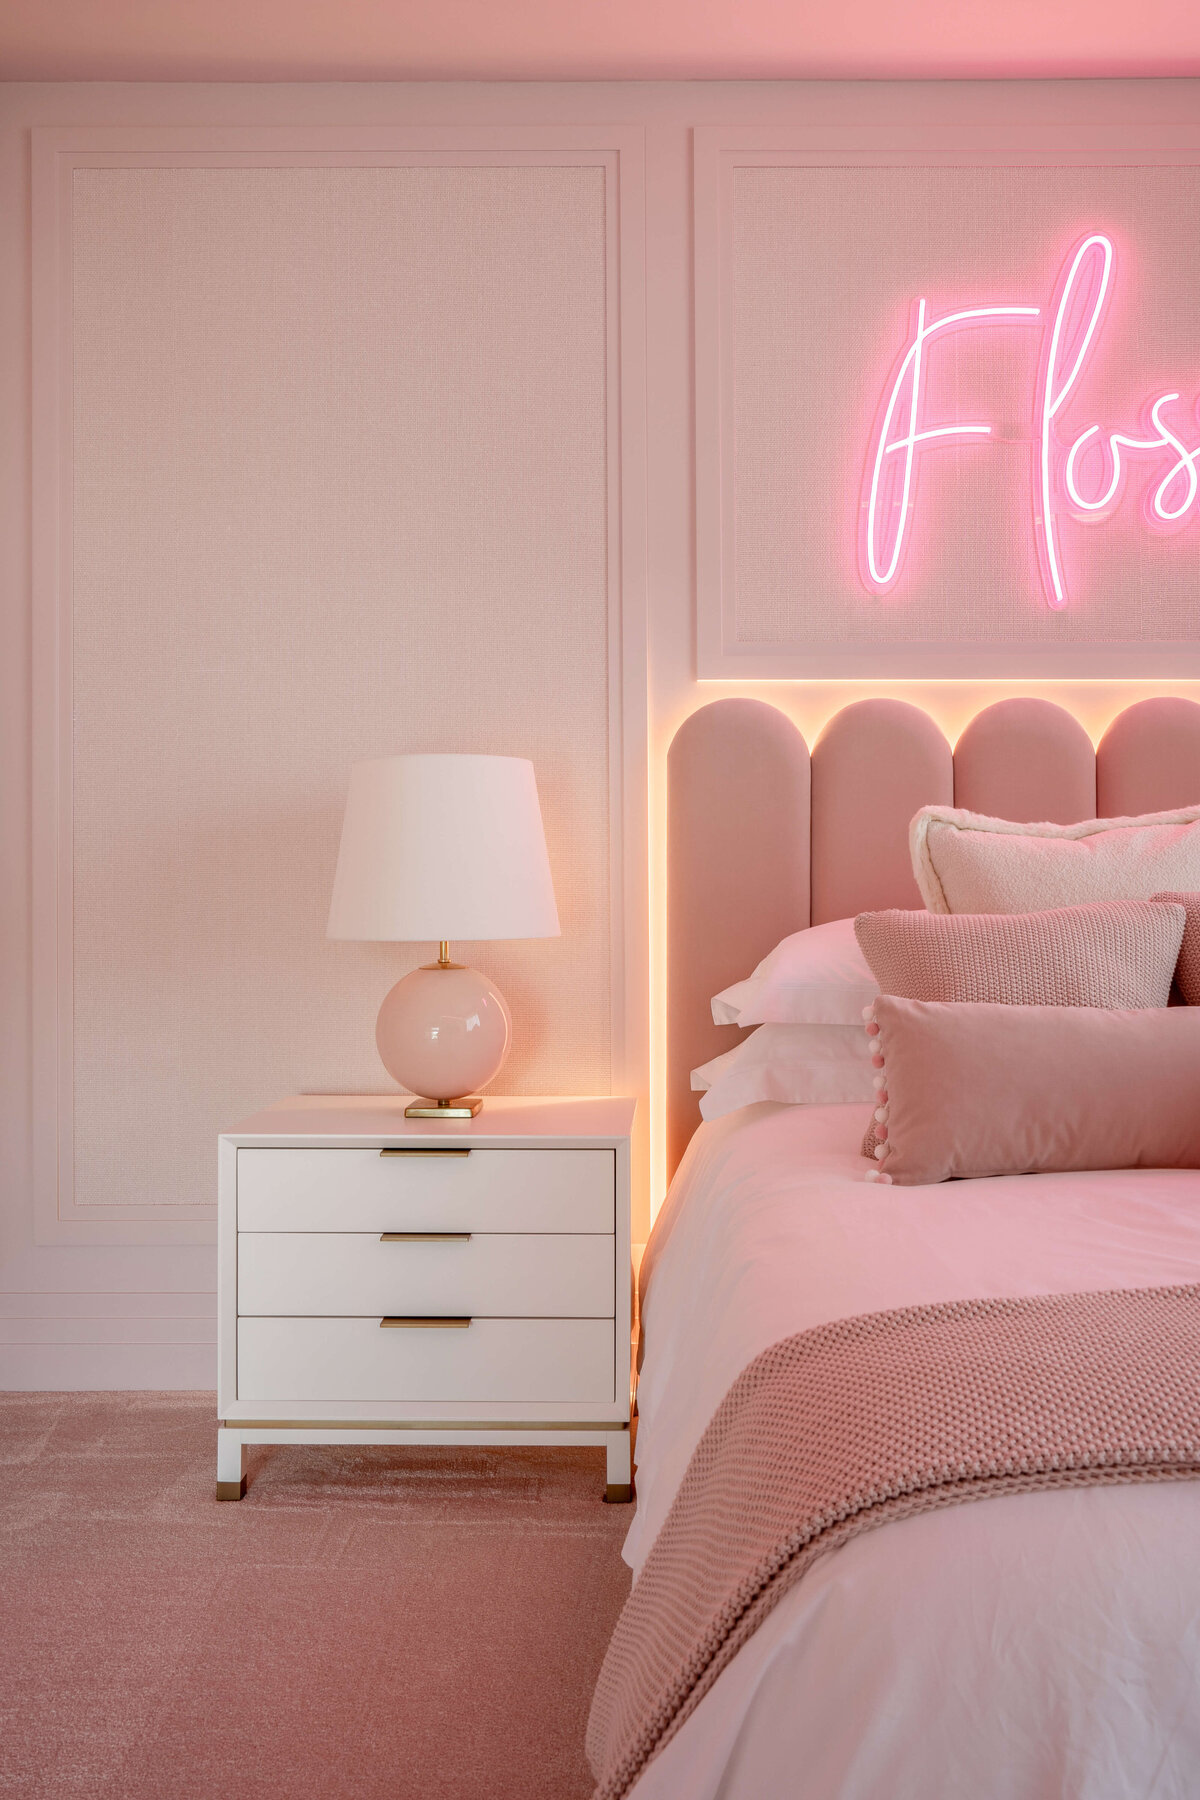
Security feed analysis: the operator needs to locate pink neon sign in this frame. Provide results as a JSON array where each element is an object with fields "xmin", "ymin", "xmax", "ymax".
[{"xmin": 859, "ymin": 231, "xmax": 1200, "ymax": 610}]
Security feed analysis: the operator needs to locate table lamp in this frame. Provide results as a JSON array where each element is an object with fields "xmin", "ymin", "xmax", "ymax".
[{"xmin": 327, "ymin": 753, "xmax": 560, "ymax": 1117}]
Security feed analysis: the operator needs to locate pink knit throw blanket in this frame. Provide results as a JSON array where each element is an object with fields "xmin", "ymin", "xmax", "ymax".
[{"xmin": 587, "ymin": 1283, "xmax": 1200, "ymax": 1800}]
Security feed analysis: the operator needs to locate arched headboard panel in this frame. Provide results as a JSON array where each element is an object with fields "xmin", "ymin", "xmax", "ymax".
[
  {"xmin": 954, "ymin": 699, "xmax": 1096, "ymax": 824},
  {"xmin": 666, "ymin": 699, "xmax": 811, "ymax": 1177},
  {"xmin": 1096, "ymin": 699, "xmax": 1200, "ymax": 816},
  {"xmin": 666, "ymin": 693, "xmax": 1200, "ymax": 1180},
  {"xmin": 810, "ymin": 700, "xmax": 952, "ymax": 924}
]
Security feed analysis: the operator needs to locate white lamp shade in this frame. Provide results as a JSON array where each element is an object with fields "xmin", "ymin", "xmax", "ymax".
[{"xmin": 326, "ymin": 754, "xmax": 561, "ymax": 942}]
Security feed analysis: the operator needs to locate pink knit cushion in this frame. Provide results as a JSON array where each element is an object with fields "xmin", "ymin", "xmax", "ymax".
[
  {"xmin": 863, "ymin": 996, "xmax": 1200, "ymax": 1186},
  {"xmin": 1152, "ymin": 892, "xmax": 1200, "ymax": 1005},
  {"xmin": 854, "ymin": 901, "xmax": 1184, "ymax": 1009}
]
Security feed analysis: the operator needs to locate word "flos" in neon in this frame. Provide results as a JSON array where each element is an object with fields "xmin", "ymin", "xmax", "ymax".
[{"xmin": 859, "ymin": 232, "xmax": 1200, "ymax": 610}]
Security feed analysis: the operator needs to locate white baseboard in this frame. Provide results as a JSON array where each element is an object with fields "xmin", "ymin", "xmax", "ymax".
[{"xmin": 0, "ymin": 1342, "xmax": 216, "ymax": 1390}]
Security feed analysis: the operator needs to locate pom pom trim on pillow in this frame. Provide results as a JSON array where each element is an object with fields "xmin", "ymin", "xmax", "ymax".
[{"xmin": 861, "ymin": 1001, "xmax": 894, "ymax": 1184}]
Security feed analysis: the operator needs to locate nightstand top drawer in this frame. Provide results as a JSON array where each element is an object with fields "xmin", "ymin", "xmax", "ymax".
[{"xmin": 237, "ymin": 1146, "xmax": 614, "ymax": 1233}]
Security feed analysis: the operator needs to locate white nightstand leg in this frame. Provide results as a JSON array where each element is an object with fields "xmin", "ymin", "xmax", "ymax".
[
  {"xmin": 216, "ymin": 1429, "xmax": 247, "ymax": 1501},
  {"xmin": 604, "ymin": 1429, "xmax": 632, "ymax": 1504}
]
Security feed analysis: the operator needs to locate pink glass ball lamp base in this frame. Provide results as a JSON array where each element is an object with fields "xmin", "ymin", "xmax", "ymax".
[{"xmin": 376, "ymin": 950, "xmax": 512, "ymax": 1119}]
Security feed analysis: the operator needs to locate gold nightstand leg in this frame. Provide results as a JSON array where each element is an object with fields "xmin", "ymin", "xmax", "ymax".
[
  {"xmin": 216, "ymin": 1429, "xmax": 246, "ymax": 1500},
  {"xmin": 604, "ymin": 1429, "xmax": 632, "ymax": 1502}
]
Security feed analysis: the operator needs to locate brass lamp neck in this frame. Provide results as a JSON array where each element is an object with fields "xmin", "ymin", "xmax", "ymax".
[
  {"xmin": 425, "ymin": 940, "xmax": 465, "ymax": 971},
  {"xmin": 417, "ymin": 941, "xmax": 464, "ymax": 971}
]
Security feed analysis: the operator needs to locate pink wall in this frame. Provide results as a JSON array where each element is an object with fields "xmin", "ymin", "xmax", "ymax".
[
  {"xmin": 5, "ymin": 78, "xmax": 1200, "ymax": 1387},
  {"xmin": 4, "ymin": 0, "xmax": 1199, "ymax": 81}
]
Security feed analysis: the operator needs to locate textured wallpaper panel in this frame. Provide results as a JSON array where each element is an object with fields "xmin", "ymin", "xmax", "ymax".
[
  {"xmin": 731, "ymin": 163, "xmax": 1200, "ymax": 651},
  {"xmin": 70, "ymin": 164, "xmax": 611, "ymax": 1210}
]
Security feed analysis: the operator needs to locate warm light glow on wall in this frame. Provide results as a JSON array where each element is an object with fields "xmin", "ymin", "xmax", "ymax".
[{"xmin": 647, "ymin": 678, "xmax": 1200, "ymax": 1221}]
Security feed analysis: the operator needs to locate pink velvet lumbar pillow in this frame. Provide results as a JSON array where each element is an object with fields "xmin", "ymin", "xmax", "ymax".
[
  {"xmin": 855, "ymin": 900, "xmax": 1184, "ymax": 1010},
  {"xmin": 863, "ymin": 995, "xmax": 1200, "ymax": 1186},
  {"xmin": 1152, "ymin": 892, "xmax": 1200, "ymax": 1006}
]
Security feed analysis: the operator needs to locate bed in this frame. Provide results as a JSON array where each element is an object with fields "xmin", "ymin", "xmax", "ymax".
[{"xmin": 593, "ymin": 694, "xmax": 1200, "ymax": 1800}]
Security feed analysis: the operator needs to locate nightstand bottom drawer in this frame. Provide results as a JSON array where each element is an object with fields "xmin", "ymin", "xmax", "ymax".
[{"xmin": 237, "ymin": 1317, "xmax": 615, "ymax": 1405}]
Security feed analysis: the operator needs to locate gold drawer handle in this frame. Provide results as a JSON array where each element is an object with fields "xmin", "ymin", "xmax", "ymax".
[
  {"xmin": 380, "ymin": 1316, "xmax": 472, "ymax": 1330},
  {"xmin": 379, "ymin": 1232, "xmax": 472, "ymax": 1243},
  {"xmin": 379, "ymin": 1147, "xmax": 471, "ymax": 1159}
]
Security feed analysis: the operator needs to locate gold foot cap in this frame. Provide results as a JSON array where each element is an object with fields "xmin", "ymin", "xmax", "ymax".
[
  {"xmin": 215, "ymin": 1477, "xmax": 247, "ymax": 1502},
  {"xmin": 604, "ymin": 1483, "xmax": 634, "ymax": 1504}
]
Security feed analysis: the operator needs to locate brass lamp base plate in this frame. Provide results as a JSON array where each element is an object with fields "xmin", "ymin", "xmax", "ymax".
[{"xmin": 404, "ymin": 1098, "xmax": 483, "ymax": 1119}]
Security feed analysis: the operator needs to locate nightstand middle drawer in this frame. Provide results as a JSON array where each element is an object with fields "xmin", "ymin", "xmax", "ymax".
[
  {"xmin": 238, "ymin": 1232, "xmax": 616, "ymax": 1318},
  {"xmin": 237, "ymin": 1148, "xmax": 614, "ymax": 1232}
]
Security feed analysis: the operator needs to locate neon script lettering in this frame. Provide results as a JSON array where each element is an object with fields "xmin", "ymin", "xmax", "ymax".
[{"xmin": 860, "ymin": 231, "xmax": 1200, "ymax": 609}]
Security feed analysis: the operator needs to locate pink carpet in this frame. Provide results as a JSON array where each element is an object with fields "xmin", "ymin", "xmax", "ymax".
[{"xmin": 0, "ymin": 1393, "xmax": 632, "ymax": 1798}]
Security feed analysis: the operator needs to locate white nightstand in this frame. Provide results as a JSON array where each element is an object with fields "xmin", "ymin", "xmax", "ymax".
[{"xmin": 217, "ymin": 1095, "xmax": 635, "ymax": 1502}]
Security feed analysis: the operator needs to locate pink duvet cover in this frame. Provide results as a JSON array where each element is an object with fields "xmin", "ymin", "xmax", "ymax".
[{"xmin": 623, "ymin": 1102, "xmax": 1200, "ymax": 1800}]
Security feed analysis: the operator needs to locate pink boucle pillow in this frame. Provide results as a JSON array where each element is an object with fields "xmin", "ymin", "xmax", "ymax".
[
  {"xmin": 862, "ymin": 996, "xmax": 1200, "ymax": 1186},
  {"xmin": 855, "ymin": 900, "xmax": 1184, "ymax": 1010},
  {"xmin": 910, "ymin": 803, "xmax": 1200, "ymax": 915},
  {"xmin": 1152, "ymin": 892, "xmax": 1200, "ymax": 1006}
]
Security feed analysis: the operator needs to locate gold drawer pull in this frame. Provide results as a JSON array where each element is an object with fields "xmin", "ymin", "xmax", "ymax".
[
  {"xmin": 379, "ymin": 1232, "xmax": 472, "ymax": 1243},
  {"xmin": 380, "ymin": 1316, "xmax": 472, "ymax": 1330},
  {"xmin": 379, "ymin": 1147, "xmax": 471, "ymax": 1159}
]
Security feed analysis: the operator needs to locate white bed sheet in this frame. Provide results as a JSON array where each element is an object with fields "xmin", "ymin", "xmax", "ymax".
[{"xmin": 624, "ymin": 1102, "xmax": 1200, "ymax": 1800}]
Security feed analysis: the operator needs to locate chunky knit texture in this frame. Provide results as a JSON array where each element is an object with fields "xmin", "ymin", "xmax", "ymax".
[
  {"xmin": 587, "ymin": 1284, "xmax": 1200, "ymax": 1800},
  {"xmin": 855, "ymin": 901, "xmax": 1184, "ymax": 1008},
  {"xmin": 1152, "ymin": 891, "xmax": 1200, "ymax": 1005}
]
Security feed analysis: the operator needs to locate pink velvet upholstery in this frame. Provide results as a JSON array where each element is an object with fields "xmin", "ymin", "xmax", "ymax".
[
  {"xmin": 667, "ymin": 695, "xmax": 1200, "ymax": 1174},
  {"xmin": 1096, "ymin": 698, "xmax": 1200, "ymax": 817},
  {"xmin": 810, "ymin": 700, "xmax": 952, "ymax": 926},
  {"xmin": 868, "ymin": 996, "xmax": 1200, "ymax": 1185},
  {"xmin": 953, "ymin": 699, "xmax": 1096, "ymax": 825},
  {"xmin": 667, "ymin": 700, "xmax": 810, "ymax": 1176}
]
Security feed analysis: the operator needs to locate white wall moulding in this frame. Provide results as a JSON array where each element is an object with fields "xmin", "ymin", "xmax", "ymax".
[
  {"xmin": 30, "ymin": 126, "xmax": 647, "ymax": 1245},
  {"xmin": 695, "ymin": 125, "xmax": 1200, "ymax": 679},
  {"xmin": 13, "ymin": 81, "xmax": 1200, "ymax": 1378}
]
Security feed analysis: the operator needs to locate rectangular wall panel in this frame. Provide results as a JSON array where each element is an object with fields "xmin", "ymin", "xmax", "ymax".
[
  {"xmin": 33, "ymin": 133, "xmax": 643, "ymax": 1238},
  {"xmin": 696, "ymin": 132, "xmax": 1200, "ymax": 676}
]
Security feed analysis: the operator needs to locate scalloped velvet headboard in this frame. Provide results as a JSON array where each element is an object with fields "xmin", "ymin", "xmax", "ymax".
[{"xmin": 667, "ymin": 695, "xmax": 1200, "ymax": 1177}]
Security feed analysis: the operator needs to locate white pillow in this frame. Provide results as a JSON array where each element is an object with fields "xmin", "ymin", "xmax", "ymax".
[
  {"xmin": 711, "ymin": 917, "xmax": 879, "ymax": 1027},
  {"xmin": 911, "ymin": 803, "xmax": 1200, "ymax": 915},
  {"xmin": 691, "ymin": 1023, "xmax": 877, "ymax": 1121}
]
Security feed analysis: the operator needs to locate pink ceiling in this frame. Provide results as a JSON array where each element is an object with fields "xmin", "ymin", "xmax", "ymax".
[{"xmin": 2, "ymin": 0, "xmax": 1199, "ymax": 83}]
